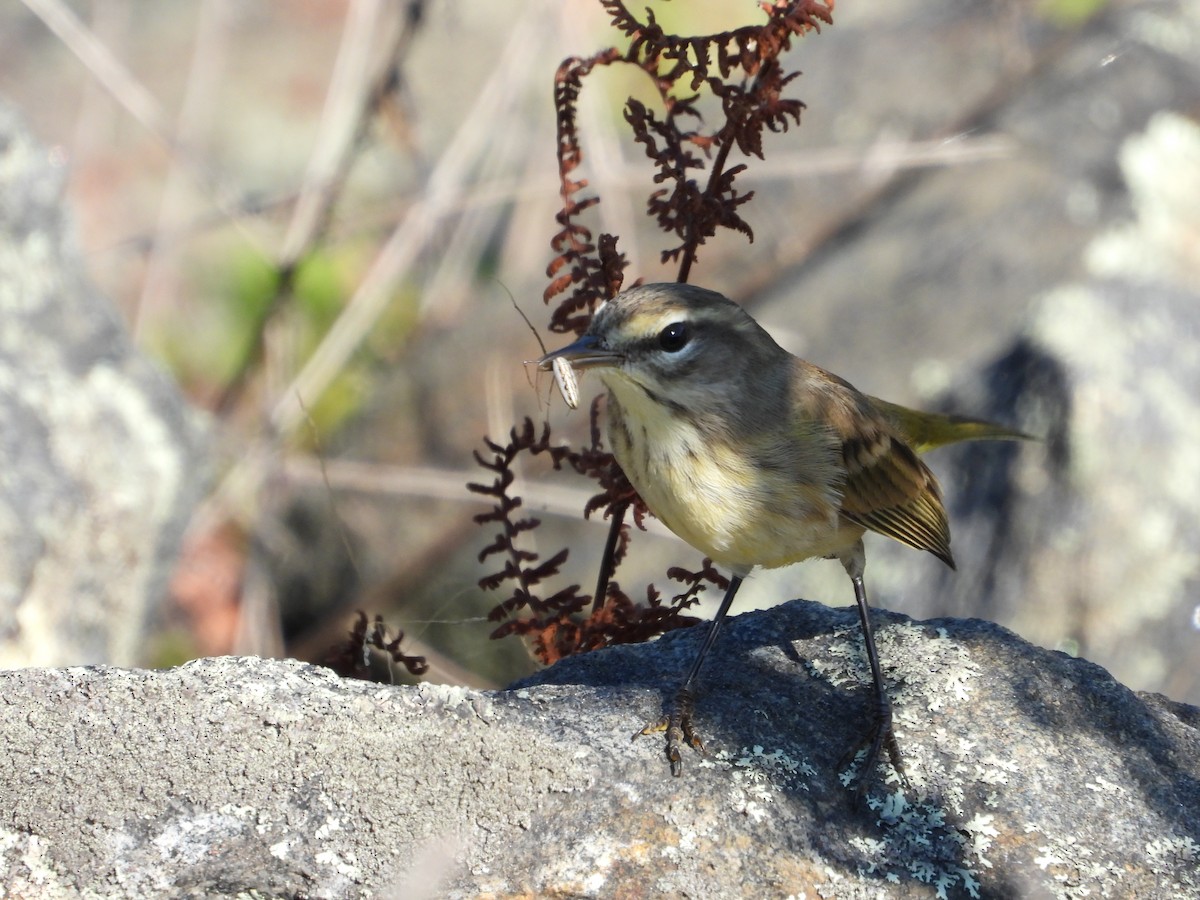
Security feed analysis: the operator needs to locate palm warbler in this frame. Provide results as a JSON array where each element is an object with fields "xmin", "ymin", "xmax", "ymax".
[{"xmin": 538, "ymin": 282, "xmax": 1027, "ymax": 784}]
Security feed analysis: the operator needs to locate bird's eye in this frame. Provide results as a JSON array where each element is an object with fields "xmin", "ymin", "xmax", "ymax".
[{"xmin": 658, "ymin": 322, "xmax": 690, "ymax": 353}]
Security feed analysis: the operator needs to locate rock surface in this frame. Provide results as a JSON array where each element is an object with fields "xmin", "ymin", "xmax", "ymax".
[
  {"xmin": 866, "ymin": 110, "xmax": 1200, "ymax": 703},
  {"xmin": 0, "ymin": 101, "xmax": 207, "ymax": 666},
  {"xmin": 2, "ymin": 600, "xmax": 1197, "ymax": 898}
]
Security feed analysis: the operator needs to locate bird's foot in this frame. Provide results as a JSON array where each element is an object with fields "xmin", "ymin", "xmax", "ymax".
[
  {"xmin": 840, "ymin": 694, "xmax": 906, "ymax": 794},
  {"xmin": 634, "ymin": 685, "xmax": 705, "ymax": 777}
]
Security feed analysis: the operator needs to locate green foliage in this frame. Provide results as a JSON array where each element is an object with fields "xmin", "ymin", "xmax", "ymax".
[
  {"xmin": 1038, "ymin": 0, "xmax": 1110, "ymax": 26},
  {"xmin": 150, "ymin": 243, "xmax": 418, "ymax": 442},
  {"xmin": 149, "ymin": 248, "xmax": 276, "ymax": 390},
  {"xmin": 145, "ymin": 627, "xmax": 202, "ymax": 670}
]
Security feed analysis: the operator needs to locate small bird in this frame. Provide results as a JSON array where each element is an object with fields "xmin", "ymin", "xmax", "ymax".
[{"xmin": 538, "ymin": 283, "xmax": 1027, "ymax": 784}]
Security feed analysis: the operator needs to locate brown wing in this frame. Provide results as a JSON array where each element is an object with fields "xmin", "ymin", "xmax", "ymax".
[
  {"xmin": 796, "ymin": 362, "xmax": 955, "ymax": 569},
  {"xmin": 839, "ymin": 427, "xmax": 955, "ymax": 568}
]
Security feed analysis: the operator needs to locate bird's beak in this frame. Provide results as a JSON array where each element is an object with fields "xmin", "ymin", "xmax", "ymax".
[{"xmin": 537, "ymin": 334, "xmax": 623, "ymax": 371}]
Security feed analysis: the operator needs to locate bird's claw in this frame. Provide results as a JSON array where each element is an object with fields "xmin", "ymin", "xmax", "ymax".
[
  {"xmin": 634, "ymin": 687, "xmax": 705, "ymax": 776},
  {"xmin": 841, "ymin": 696, "xmax": 907, "ymax": 794}
]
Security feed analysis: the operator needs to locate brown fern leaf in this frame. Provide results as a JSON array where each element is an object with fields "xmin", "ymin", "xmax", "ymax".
[
  {"xmin": 470, "ymin": 419, "xmax": 573, "ymax": 619},
  {"xmin": 323, "ymin": 611, "xmax": 429, "ymax": 682},
  {"xmin": 474, "ymin": 0, "xmax": 834, "ymax": 666},
  {"xmin": 544, "ymin": 50, "xmax": 627, "ymax": 334}
]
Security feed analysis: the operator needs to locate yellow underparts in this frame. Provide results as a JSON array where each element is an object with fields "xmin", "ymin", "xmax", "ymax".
[{"xmin": 607, "ymin": 388, "xmax": 858, "ymax": 574}]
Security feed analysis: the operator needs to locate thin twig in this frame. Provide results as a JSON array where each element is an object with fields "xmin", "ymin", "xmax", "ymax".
[
  {"xmin": 266, "ymin": 5, "xmax": 554, "ymax": 440},
  {"xmin": 21, "ymin": 0, "xmax": 263, "ymax": 254},
  {"xmin": 279, "ymin": 0, "xmax": 401, "ymax": 267},
  {"xmin": 214, "ymin": 0, "xmax": 413, "ymax": 416},
  {"xmin": 134, "ymin": 0, "xmax": 233, "ymax": 338}
]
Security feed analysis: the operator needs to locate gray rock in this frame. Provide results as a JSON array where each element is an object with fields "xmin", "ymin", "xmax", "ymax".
[
  {"xmin": 0, "ymin": 101, "xmax": 207, "ymax": 666},
  {"xmin": 2, "ymin": 602, "xmax": 1196, "ymax": 898},
  {"xmin": 897, "ymin": 280, "xmax": 1200, "ymax": 695},
  {"xmin": 874, "ymin": 110, "xmax": 1200, "ymax": 704},
  {"xmin": 754, "ymin": 0, "xmax": 1200, "ymax": 396}
]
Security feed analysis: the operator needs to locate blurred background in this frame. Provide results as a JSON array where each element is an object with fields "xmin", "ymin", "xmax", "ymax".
[{"xmin": 1, "ymin": 0, "xmax": 1197, "ymax": 702}]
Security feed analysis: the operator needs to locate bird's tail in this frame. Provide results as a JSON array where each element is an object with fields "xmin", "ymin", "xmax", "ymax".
[{"xmin": 868, "ymin": 396, "xmax": 1034, "ymax": 455}]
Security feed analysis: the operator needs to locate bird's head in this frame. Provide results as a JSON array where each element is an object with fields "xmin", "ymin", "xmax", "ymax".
[{"xmin": 538, "ymin": 283, "xmax": 789, "ymax": 421}]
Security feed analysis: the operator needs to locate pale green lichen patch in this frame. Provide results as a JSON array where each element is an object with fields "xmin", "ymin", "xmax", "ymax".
[
  {"xmin": 1030, "ymin": 830, "xmax": 1127, "ymax": 899},
  {"xmin": 841, "ymin": 789, "xmax": 1000, "ymax": 898},
  {"xmin": 814, "ymin": 621, "xmax": 1003, "ymax": 808},
  {"xmin": 806, "ymin": 620, "xmax": 1045, "ymax": 896},
  {"xmin": 701, "ymin": 744, "xmax": 819, "ymax": 822},
  {"xmin": 729, "ymin": 746, "xmax": 817, "ymax": 822},
  {"xmin": 1144, "ymin": 834, "xmax": 1199, "ymax": 894},
  {"xmin": 807, "ymin": 622, "xmax": 982, "ymax": 716}
]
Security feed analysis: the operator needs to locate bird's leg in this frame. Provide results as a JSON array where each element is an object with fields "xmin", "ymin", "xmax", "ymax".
[
  {"xmin": 637, "ymin": 574, "xmax": 744, "ymax": 776},
  {"xmin": 838, "ymin": 543, "xmax": 905, "ymax": 790}
]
